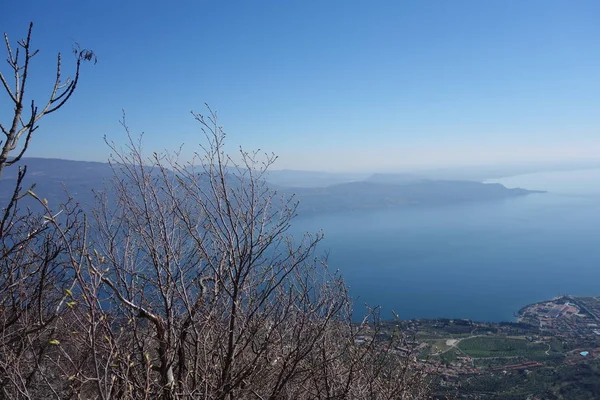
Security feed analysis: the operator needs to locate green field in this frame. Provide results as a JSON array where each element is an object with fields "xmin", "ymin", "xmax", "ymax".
[{"xmin": 458, "ymin": 336, "xmax": 549, "ymax": 359}]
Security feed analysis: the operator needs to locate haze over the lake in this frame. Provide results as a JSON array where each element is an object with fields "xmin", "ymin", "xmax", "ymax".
[
  {"xmin": 2, "ymin": 1, "xmax": 599, "ymax": 172},
  {"xmin": 291, "ymin": 168, "xmax": 600, "ymax": 322}
]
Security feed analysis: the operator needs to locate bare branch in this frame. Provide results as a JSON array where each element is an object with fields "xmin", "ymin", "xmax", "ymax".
[{"xmin": 0, "ymin": 22, "xmax": 94, "ymax": 178}]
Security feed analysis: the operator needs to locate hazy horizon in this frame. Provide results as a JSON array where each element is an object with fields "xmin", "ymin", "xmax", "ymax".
[{"xmin": 12, "ymin": 155, "xmax": 600, "ymax": 178}]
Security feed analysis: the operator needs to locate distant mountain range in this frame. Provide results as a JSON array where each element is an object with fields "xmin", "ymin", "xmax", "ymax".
[
  {"xmin": 0, "ymin": 158, "xmax": 544, "ymax": 215},
  {"xmin": 0, "ymin": 158, "xmax": 113, "ymax": 210},
  {"xmin": 266, "ymin": 161, "xmax": 600, "ymax": 187}
]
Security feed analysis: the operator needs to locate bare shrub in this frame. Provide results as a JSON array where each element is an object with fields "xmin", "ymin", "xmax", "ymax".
[{"xmin": 61, "ymin": 109, "xmax": 430, "ymax": 399}]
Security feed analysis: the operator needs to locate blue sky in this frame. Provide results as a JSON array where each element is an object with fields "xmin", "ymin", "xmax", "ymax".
[{"xmin": 1, "ymin": 1, "xmax": 599, "ymax": 171}]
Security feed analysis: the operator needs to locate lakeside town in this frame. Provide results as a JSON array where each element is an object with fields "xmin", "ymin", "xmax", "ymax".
[{"xmin": 363, "ymin": 296, "xmax": 600, "ymax": 398}]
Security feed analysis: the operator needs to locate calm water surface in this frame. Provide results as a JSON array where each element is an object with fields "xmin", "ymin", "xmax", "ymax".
[{"xmin": 289, "ymin": 169, "xmax": 600, "ymax": 322}]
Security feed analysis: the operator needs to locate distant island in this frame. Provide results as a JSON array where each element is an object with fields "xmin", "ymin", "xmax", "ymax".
[{"xmin": 285, "ymin": 180, "xmax": 544, "ymax": 214}]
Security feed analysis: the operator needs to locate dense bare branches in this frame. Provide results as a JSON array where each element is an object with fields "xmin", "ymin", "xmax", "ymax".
[
  {"xmin": 0, "ymin": 184, "xmax": 88, "ymax": 398},
  {"xmin": 58, "ymin": 109, "xmax": 429, "ymax": 399},
  {"xmin": 78, "ymin": 111, "xmax": 345, "ymax": 398}
]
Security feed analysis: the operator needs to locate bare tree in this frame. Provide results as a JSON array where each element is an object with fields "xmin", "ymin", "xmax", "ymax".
[
  {"xmin": 78, "ymin": 110, "xmax": 348, "ymax": 399},
  {"xmin": 0, "ymin": 23, "xmax": 94, "ymax": 399}
]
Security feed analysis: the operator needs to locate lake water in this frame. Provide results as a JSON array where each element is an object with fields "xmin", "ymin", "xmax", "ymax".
[{"xmin": 290, "ymin": 169, "xmax": 600, "ymax": 322}]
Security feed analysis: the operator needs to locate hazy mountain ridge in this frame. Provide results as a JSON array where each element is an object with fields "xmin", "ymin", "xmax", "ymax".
[
  {"xmin": 282, "ymin": 180, "xmax": 542, "ymax": 214},
  {"xmin": 0, "ymin": 158, "xmax": 543, "ymax": 214},
  {"xmin": 0, "ymin": 158, "xmax": 114, "ymax": 207},
  {"xmin": 265, "ymin": 170, "xmax": 370, "ymax": 187}
]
